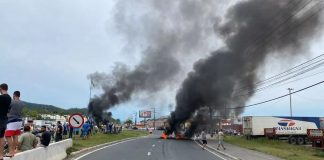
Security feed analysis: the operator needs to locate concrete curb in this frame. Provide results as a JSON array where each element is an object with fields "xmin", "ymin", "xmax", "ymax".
[
  {"xmin": 4, "ymin": 139, "xmax": 72, "ymax": 160},
  {"xmin": 67, "ymin": 135, "xmax": 148, "ymax": 159},
  {"xmin": 197, "ymin": 140, "xmax": 240, "ymax": 160}
]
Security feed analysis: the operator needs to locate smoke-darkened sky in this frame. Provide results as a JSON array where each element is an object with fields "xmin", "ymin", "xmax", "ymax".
[{"xmin": 1, "ymin": 0, "xmax": 324, "ymax": 121}]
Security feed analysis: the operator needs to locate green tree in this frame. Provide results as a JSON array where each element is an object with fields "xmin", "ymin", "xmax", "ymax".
[
  {"xmin": 29, "ymin": 110, "xmax": 38, "ymax": 118},
  {"xmin": 115, "ymin": 119, "xmax": 121, "ymax": 124},
  {"xmin": 124, "ymin": 119, "xmax": 133, "ymax": 127}
]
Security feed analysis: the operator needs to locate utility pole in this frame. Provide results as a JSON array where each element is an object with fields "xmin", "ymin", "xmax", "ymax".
[
  {"xmin": 134, "ymin": 112, "xmax": 137, "ymax": 128},
  {"xmin": 153, "ymin": 107, "xmax": 156, "ymax": 130},
  {"xmin": 144, "ymin": 117, "xmax": 146, "ymax": 129},
  {"xmin": 288, "ymin": 88, "xmax": 294, "ymax": 117}
]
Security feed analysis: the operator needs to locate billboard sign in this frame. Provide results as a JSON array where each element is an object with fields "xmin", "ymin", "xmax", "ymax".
[{"xmin": 139, "ymin": 110, "xmax": 152, "ymax": 118}]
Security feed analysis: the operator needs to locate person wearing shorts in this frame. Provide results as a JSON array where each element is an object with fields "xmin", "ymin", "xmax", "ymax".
[
  {"xmin": 0, "ymin": 83, "xmax": 12, "ymax": 159},
  {"xmin": 217, "ymin": 129, "xmax": 226, "ymax": 150},
  {"xmin": 201, "ymin": 130, "xmax": 207, "ymax": 150},
  {"xmin": 5, "ymin": 91, "xmax": 24, "ymax": 157}
]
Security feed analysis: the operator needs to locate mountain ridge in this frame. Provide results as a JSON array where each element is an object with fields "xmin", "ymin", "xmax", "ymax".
[{"xmin": 23, "ymin": 101, "xmax": 88, "ymax": 115}]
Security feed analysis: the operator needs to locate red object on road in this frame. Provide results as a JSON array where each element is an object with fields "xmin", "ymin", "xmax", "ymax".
[{"xmin": 161, "ymin": 132, "xmax": 168, "ymax": 139}]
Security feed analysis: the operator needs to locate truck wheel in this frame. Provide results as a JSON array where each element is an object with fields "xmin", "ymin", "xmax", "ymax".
[
  {"xmin": 297, "ymin": 137, "xmax": 305, "ymax": 145},
  {"xmin": 289, "ymin": 137, "xmax": 297, "ymax": 145}
]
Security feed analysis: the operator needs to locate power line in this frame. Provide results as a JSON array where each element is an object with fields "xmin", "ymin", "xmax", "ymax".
[
  {"xmin": 277, "ymin": 68, "xmax": 324, "ymax": 86},
  {"xmin": 220, "ymin": 1, "xmax": 324, "ymax": 108},
  {"xmin": 236, "ymin": 53, "xmax": 324, "ymax": 92},
  {"xmin": 238, "ymin": 0, "xmax": 307, "ymax": 56},
  {"xmin": 233, "ymin": 1, "xmax": 324, "ymax": 93},
  {"xmin": 254, "ymin": 61, "xmax": 324, "ymax": 91},
  {"xmin": 243, "ymin": 0, "xmax": 313, "ymax": 57},
  {"xmin": 228, "ymin": 79, "xmax": 324, "ymax": 109},
  {"xmin": 244, "ymin": 0, "xmax": 318, "ymax": 59},
  {"xmin": 234, "ymin": 2, "xmax": 324, "ymax": 94},
  {"xmin": 235, "ymin": 59, "xmax": 324, "ymax": 97}
]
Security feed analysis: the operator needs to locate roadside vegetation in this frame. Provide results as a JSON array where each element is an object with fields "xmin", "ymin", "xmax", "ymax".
[
  {"xmin": 66, "ymin": 130, "xmax": 148, "ymax": 155},
  {"xmin": 225, "ymin": 136, "xmax": 324, "ymax": 160}
]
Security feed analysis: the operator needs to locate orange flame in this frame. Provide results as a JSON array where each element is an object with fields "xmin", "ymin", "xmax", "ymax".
[{"xmin": 161, "ymin": 132, "xmax": 168, "ymax": 139}]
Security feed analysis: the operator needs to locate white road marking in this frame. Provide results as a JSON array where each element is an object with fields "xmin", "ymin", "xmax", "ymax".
[
  {"xmin": 209, "ymin": 146, "xmax": 239, "ymax": 160},
  {"xmin": 74, "ymin": 138, "xmax": 138, "ymax": 160},
  {"xmin": 147, "ymin": 152, "xmax": 151, "ymax": 156},
  {"xmin": 152, "ymin": 144, "xmax": 155, "ymax": 147},
  {"xmin": 194, "ymin": 141, "xmax": 228, "ymax": 160}
]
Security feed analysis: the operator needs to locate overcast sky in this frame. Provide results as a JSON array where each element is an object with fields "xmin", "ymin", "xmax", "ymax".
[{"xmin": 1, "ymin": 0, "xmax": 324, "ymax": 121}]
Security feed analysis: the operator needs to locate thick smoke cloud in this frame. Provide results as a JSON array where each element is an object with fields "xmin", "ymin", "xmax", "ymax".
[
  {"xmin": 88, "ymin": 0, "xmax": 222, "ymax": 122},
  {"xmin": 168, "ymin": 0, "xmax": 323, "ymax": 135}
]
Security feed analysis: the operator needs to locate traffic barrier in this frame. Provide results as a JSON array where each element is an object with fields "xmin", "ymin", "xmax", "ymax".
[{"xmin": 4, "ymin": 139, "xmax": 73, "ymax": 160}]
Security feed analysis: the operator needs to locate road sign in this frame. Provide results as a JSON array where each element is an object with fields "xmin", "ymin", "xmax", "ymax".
[{"xmin": 69, "ymin": 114, "xmax": 84, "ymax": 128}]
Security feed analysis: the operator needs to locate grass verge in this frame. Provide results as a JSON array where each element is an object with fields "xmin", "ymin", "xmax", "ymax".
[
  {"xmin": 225, "ymin": 136, "xmax": 324, "ymax": 160},
  {"xmin": 66, "ymin": 130, "xmax": 148, "ymax": 155}
]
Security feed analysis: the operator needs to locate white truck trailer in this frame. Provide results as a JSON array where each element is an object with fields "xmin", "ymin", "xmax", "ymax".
[{"xmin": 243, "ymin": 116, "xmax": 324, "ymax": 144}]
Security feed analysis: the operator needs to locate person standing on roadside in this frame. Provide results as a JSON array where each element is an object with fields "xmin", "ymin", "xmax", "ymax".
[
  {"xmin": 63, "ymin": 122, "xmax": 68, "ymax": 139},
  {"xmin": 55, "ymin": 121, "xmax": 63, "ymax": 142},
  {"xmin": 68, "ymin": 123, "xmax": 74, "ymax": 139},
  {"xmin": 217, "ymin": 129, "xmax": 226, "ymax": 150},
  {"xmin": 81, "ymin": 121, "xmax": 90, "ymax": 139},
  {"xmin": 201, "ymin": 130, "xmax": 207, "ymax": 150},
  {"xmin": 0, "ymin": 83, "xmax": 12, "ymax": 159},
  {"xmin": 5, "ymin": 91, "xmax": 24, "ymax": 157},
  {"xmin": 40, "ymin": 126, "xmax": 51, "ymax": 147}
]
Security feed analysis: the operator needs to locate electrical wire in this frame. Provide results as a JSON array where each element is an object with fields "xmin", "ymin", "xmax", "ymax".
[{"xmin": 228, "ymin": 79, "xmax": 324, "ymax": 109}]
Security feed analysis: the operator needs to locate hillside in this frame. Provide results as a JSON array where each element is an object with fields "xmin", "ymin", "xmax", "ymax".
[{"xmin": 23, "ymin": 101, "xmax": 88, "ymax": 115}]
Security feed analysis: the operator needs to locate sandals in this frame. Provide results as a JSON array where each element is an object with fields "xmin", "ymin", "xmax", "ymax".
[{"xmin": 4, "ymin": 153, "xmax": 14, "ymax": 158}]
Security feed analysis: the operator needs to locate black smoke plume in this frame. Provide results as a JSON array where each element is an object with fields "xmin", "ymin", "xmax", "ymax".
[
  {"xmin": 168, "ymin": 0, "xmax": 324, "ymax": 135},
  {"xmin": 88, "ymin": 0, "xmax": 221, "ymax": 122}
]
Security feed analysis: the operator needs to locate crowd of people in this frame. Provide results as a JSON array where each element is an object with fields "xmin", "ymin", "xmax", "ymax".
[
  {"xmin": 100, "ymin": 122, "xmax": 122, "ymax": 134},
  {"xmin": 0, "ymin": 83, "xmax": 126, "ymax": 159},
  {"xmin": 0, "ymin": 83, "xmax": 52, "ymax": 159}
]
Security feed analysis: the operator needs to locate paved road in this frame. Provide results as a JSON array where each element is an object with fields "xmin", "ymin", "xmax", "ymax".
[{"xmin": 77, "ymin": 132, "xmax": 225, "ymax": 160}]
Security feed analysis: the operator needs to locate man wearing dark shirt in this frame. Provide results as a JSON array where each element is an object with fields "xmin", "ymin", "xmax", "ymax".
[
  {"xmin": 40, "ymin": 126, "xmax": 51, "ymax": 147},
  {"xmin": 55, "ymin": 121, "xmax": 63, "ymax": 142},
  {"xmin": 0, "ymin": 83, "xmax": 12, "ymax": 159}
]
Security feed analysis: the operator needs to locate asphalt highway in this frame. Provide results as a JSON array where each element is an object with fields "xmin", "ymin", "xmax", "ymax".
[{"xmin": 77, "ymin": 131, "xmax": 226, "ymax": 160}]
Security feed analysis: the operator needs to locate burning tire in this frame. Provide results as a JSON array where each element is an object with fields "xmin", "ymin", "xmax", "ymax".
[{"xmin": 160, "ymin": 132, "xmax": 168, "ymax": 139}]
